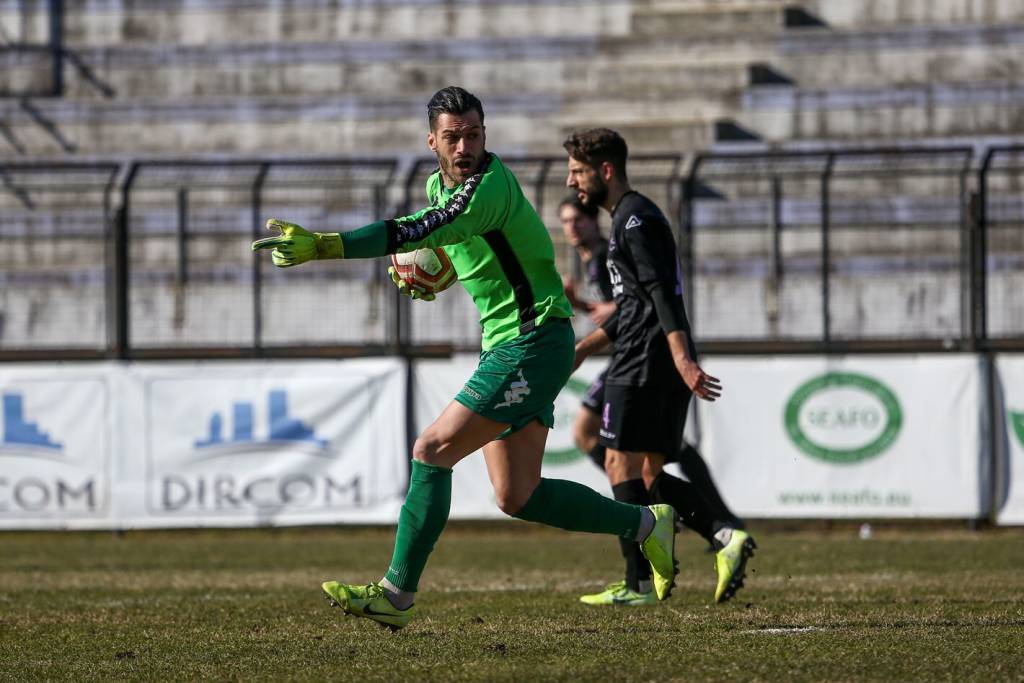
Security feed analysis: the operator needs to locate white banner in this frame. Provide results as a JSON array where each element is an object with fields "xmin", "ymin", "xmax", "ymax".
[
  {"xmin": 0, "ymin": 354, "xmax": 993, "ymax": 527},
  {"xmin": 0, "ymin": 360, "xmax": 407, "ymax": 529},
  {"xmin": 697, "ymin": 355, "xmax": 985, "ymax": 518},
  {"xmin": 413, "ymin": 356, "xmax": 612, "ymax": 520},
  {"xmin": 996, "ymin": 355, "xmax": 1024, "ymax": 525},
  {"xmin": 0, "ymin": 365, "xmax": 112, "ymax": 523}
]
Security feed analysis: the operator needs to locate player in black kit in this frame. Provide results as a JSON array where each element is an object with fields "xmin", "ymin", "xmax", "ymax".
[
  {"xmin": 564, "ymin": 129, "xmax": 756, "ymax": 604},
  {"xmin": 559, "ymin": 194, "xmax": 748, "ymax": 605}
]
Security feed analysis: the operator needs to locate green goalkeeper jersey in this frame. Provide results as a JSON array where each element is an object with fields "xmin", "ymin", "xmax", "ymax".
[{"xmin": 342, "ymin": 153, "xmax": 572, "ymax": 350}]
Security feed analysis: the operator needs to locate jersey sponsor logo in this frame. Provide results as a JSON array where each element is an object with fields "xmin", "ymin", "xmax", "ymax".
[
  {"xmin": 494, "ymin": 370, "xmax": 530, "ymax": 409},
  {"xmin": 624, "ymin": 215, "xmax": 642, "ymax": 231},
  {"xmin": 607, "ymin": 260, "xmax": 623, "ymax": 297},
  {"xmin": 460, "ymin": 386, "xmax": 483, "ymax": 401}
]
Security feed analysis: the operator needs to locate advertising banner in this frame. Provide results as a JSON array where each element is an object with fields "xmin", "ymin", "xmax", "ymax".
[
  {"xmin": 413, "ymin": 356, "xmax": 613, "ymax": 520},
  {"xmin": 0, "ymin": 353, "xmax": 992, "ymax": 528},
  {"xmin": 0, "ymin": 365, "xmax": 112, "ymax": 525},
  {"xmin": 697, "ymin": 355, "xmax": 985, "ymax": 518},
  {"xmin": 996, "ymin": 355, "xmax": 1024, "ymax": 525},
  {"xmin": 0, "ymin": 360, "xmax": 407, "ymax": 529}
]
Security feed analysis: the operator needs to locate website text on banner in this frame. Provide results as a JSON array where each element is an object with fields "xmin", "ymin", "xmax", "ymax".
[{"xmin": 696, "ymin": 355, "xmax": 985, "ymax": 519}]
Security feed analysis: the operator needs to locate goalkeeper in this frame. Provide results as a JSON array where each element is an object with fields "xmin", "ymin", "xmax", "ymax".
[{"xmin": 252, "ymin": 86, "xmax": 679, "ymax": 632}]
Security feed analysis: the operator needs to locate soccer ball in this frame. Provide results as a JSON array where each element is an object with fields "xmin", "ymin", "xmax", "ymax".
[{"xmin": 390, "ymin": 247, "xmax": 458, "ymax": 295}]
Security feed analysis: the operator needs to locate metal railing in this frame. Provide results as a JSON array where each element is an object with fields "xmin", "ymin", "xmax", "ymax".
[
  {"xmin": 0, "ymin": 0, "xmax": 63, "ymax": 98},
  {"xmin": 684, "ymin": 147, "xmax": 978, "ymax": 353},
  {"xmin": 1, "ymin": 145, "xmax": 1022, "ymax": 360}
]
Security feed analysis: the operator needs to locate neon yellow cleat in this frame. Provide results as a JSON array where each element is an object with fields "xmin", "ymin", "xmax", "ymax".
[
  {"xmin": 714, "ymin": 529, "xmax": 757, "ymax": 604},
  {"xmin": 639, "ymin": 504, "xmax": 679, "ymax": 601},
  {"xmin": 321, "ymin": 581, "xmax": 415, "ymax": 631},
  {"xmin": 579, "ymin": 580, "xmax": 658, "ymax": 606}
]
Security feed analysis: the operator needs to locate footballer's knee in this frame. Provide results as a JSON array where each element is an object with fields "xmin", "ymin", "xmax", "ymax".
[
  {"xmin": 604, "ymin": 449, "xmax": 642, "ymax": 485},
  {"xmin": 412, "ymin": 433, "xmax": 446, "ymax": 466},
  {"xmin": 493, "ymin": 480, "xmax": 538, "ymax": 516},
  {"xmin": 642, "ymin": 456, "xmax": 664, "ymax": 489}
]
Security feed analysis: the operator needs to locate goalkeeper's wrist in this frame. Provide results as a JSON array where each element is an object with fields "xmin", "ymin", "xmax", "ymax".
[{"xmin": 314, "ymin": 232, "xmax": 345, "ymax": 259}]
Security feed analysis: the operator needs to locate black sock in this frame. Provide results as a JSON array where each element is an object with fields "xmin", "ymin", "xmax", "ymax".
[
  {"xmin": 648, "ymin": 471, "xmax": 717, "ymax": 544},
  {"xmin": 677, "ymin": 443, "xmax": 744, "ymax": 531},
  {"xmin": 587, "ymin": 443, "xmax": 607, "ymax": 470},
  {"xmin": 611, "ymin": 479, "xmax": 651, "ymax": 591}
]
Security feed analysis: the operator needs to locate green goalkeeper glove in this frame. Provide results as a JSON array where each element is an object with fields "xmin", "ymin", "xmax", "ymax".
[
  {"xmin": 388, "ymin": 266, "xmax": 436, "ymax": 302},
  {"xmin": 251, "ymin": 218, "xmax": 344, "ymax": 267}
]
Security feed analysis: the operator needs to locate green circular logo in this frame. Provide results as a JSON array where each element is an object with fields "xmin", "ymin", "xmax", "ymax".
[
  {"xmin": 784, "ymin": 372, "xmax": 902, "ymax": 465},
  {"xmin": 543, "ymin": 377, "xmax": 591, "ymax": 465}
]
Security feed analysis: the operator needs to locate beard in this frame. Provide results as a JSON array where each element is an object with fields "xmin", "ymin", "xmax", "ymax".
[
  {"xmin": 579, "ymin": 178, "xmax": 608, "ymax": 208},
  {"xmin": 437, "ymin": 149, "xmax": 483, "ymax": 187}
]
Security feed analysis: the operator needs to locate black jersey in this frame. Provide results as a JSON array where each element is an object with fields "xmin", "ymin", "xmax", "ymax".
[
  {"xmin": 585, "ymin": 239, "xmax": 615, "ymax": 303},
  {"xmin": 602, "ymin": 191, "xmax": 697, "ymax": 388}
]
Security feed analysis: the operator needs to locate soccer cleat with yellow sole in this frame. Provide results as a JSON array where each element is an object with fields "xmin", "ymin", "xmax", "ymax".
[
  {"xmin": 639, "ymin": 504, "xmax": 679, "ymax": 601},
  {"xmin": 714, "ymin": 529, "xmax": 757, "ymax": 604},
  {"xmin": 321, "ymin": 581, "xmax": 415, "ymax": 631},
  {"xmin": 579, "ymin": 580, "xmax": 658, "ymax": 606}
]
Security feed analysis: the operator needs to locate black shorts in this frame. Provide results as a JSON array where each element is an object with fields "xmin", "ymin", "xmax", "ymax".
[
  {"xmin": 581, "ymin": 368, "xmax": 608, "ymax": 414},
  {"xmin": 598, "ymin": 383, "xmax": 692, "ymax": 456}
]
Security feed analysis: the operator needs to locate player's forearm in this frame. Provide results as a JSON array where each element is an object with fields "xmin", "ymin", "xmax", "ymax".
[
  {"xmin": 336, "ymin": 220, "xmax": 389, "ymax": 258},
  {"xmin": 666, "ymin": 329, "xmax": 695, "ymax": 364},
  {"xmin": 645, "ymin": 280, "xmax": 687, "ymax": 338},
  {"xmin": 575, "ymin": 327, "xmax": 611, "ymax": 361}
]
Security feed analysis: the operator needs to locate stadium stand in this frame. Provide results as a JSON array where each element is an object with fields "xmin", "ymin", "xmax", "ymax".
[
  {"xmin": 2, "ymin": 0, "xmax": 1023, "ymax": 157},
  {"xmin": 0, "ymin": 0, "xmax": 1022, "ymax": 352}
]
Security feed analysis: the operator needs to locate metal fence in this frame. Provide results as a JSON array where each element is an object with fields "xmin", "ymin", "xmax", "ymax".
[
  {"xmin": 1, "ymin": 145, "xmax": 1022, "ymax": 360},
  {"xmin": 979, "ymin": 146, "xmax": 1024, "ymax": 347},
  {"xmin": 0, "ymin": 0, "xmax": 63, "ymax": 98},
  {"xmin": 0, "ymin": 162, "xmax": 117, "ymax": 356},
  {"xmin": 684, "ymin": 147, "xmax": 977, "ymax": 352}
]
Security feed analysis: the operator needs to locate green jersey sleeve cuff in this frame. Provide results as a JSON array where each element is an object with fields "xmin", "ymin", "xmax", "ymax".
[{"xmin": 340, "ymin": 220, "xmax": 390, "ymax": 258}]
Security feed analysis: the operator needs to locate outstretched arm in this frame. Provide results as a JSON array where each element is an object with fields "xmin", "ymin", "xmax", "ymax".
[{"xmin": 252, "ymin": 157, "xmax": 508, "ymax": 265}]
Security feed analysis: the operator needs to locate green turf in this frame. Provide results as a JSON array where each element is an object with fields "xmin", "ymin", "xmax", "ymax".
[{"xmin": 1, "ymin": 523, "xmax": 1022, "ymax": 681}]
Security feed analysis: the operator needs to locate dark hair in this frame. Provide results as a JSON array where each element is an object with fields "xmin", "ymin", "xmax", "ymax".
[
  {"xmin": 427, "ymin": 86, "xmax": 485, "ymax": 129},
  {"xmin": 562, "ymin": 128, "xmax": 628, "ymax": 180},
  {"xmin": 558, "ymin": 194, "xmax": 599, "ymax": 220}
]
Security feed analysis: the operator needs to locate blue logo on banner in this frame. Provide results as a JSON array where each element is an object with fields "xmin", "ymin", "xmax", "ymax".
[
  {"xmin": 194, "ymin": 389, "xmax": 328, "ymax": 450},
  {"xmin": 2, "ymin": 392, "xmax": 63, "ymax": 451}
]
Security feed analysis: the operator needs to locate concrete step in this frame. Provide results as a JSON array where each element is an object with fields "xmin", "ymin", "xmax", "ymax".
[
  {"xmin": 803, "ymin": 0, "xmax": 1024, "ymax": 30},
  {"xmin": 0, "ymin": 94, "xmax": 720, "ymax": 157},
  {"xmin": 55, "ymin": 0, "xmax": 634, "ymax": 46},
  {"xmin": 28, "ymin": 49, "xmax": 753, "ymax": 102},
  {"xmin": 741, "ymin": 82, "xmax": 1024, "ymax": 142},
  {"xmin": 631, "ymin": 2, "xmax": 786, "ymax": 36},
  {"xmin": 778, "ymin": 23, "xmax": 1024, "ymax": 58},
  {"xmin": 775, "ymin": 40, "xmax": 1024, "ymax": 89}
]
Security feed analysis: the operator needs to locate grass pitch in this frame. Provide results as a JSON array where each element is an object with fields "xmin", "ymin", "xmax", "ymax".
[{"xmin": 2, "ymin": 523, "xmax": 1022, "ymax": 682}]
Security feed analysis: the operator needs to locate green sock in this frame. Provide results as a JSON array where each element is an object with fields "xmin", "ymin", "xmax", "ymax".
[
  {"xmin": 384, "ymin": 460, "xmax": 452, "ymax": 592},
  {"xmin": 511, "ymin": 478, "xmax": 643, "ymax": 538}
]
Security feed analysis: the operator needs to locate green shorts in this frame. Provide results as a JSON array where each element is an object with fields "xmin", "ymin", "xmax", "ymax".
[{"xmin": 455, "ymin": 317, "xmax": 575, "ymax": 438}]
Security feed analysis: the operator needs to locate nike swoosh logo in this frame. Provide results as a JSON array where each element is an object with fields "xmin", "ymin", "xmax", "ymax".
[{"xmin": 362, "ymin": 602, "xmax": 408, "ymax": 617}]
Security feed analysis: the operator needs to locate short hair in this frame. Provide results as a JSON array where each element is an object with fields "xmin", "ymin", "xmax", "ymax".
[
  {"xmin": 427, "ymin": 86, "xmax": 485, "ymax": 129},
  {"xmin": 558, "ymin": 193, "xmax": 600, "ymax": 220},
  {"xmin": 563, "ymin": 128, "xmax": 628, "ymax": 180}
]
